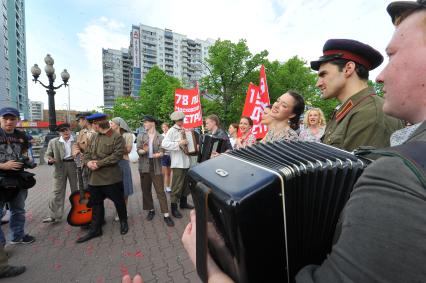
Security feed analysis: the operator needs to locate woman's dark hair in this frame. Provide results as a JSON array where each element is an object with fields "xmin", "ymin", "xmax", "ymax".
[
  {"xmin": 206, "ymin": 114, "xmax": 221, "ymax": 128},
  {"xmin": 230, "ymin": 123, "xmax": 238, "ymax": 130},
  {"xmin": 240, "ymin": 116, "xmax": 253, "ymax": 127},
  {"xmin": 287, "ymin": 90, "xmax": 305, "ymax": 131}
]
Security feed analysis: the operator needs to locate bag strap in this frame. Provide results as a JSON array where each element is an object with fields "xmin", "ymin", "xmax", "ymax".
[{"xmin": 372, "ymin": 141, "xmax": 426, "ymax": 189}]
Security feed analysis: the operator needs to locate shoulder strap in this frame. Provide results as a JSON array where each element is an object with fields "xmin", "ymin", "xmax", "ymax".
[{"xmin": 373, "ymin": 141, "xmax": 426, "ymax": 188}]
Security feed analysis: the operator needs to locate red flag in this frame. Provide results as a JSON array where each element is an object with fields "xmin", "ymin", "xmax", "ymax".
[
  {"xmin": 241, "ymin": 82, "xmax": 268, "ymax": 139},
  {"xmin": 259, "ymin": 64, "xmax": 270, "ymax": 104},
  {"xmin": 174, "ymin": 86, "xmax": 203, "ymax": 128}
]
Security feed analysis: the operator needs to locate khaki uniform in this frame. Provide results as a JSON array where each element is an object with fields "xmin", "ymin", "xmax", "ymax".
[
  {"xmin": 83, "ymin": 130, "xmax": 124, "ymax": 186},
  {"xmin": 83, "ymin": 129, "xmax": 127, "ymax": 234},
  {"xmin": 72, "ymin": 128, "xmax": 95, "ymax": 155},
  {"xmin": 323, "ymin": 87, "xmax": 404, "ymax": 151},
  {"xmin": 72, "ymin": 128, "xmax": 95, "ymax": 189}
]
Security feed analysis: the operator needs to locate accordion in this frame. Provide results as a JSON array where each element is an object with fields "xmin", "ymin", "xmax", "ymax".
[
  {"xmin": 197, "ymin": 134, "xmax": 229, "ymax": 163},
  {"xmin": 187, "ymin": 141, "xmax": 370, "ymax": 283}
]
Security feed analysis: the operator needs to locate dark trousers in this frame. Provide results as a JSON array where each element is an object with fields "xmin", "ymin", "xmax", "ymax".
[{"xmin": 88, "ymin": 182, "xmax": 127, "ymax": 233}]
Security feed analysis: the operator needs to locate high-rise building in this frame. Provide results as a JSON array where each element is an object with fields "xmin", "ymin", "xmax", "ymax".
[
  {"xmin": 0, "ymin": 0, "xmax": 28, "ymax": 118},
  {"xmin": 129, "ymin": 24, "xmax": 214, "ymax": 97},
  {"xmin": 102, "ymin": 48, "xmax": 132, "ymax": 109},
  {"xmin": 28, "ymin": 100, "xmax": 43, "ymax": 121}
]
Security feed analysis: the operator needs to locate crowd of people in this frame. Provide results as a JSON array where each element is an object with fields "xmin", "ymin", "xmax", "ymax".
[
  {"xmin": 0, "ymin": 0, "xmax": 425, "ymax": 281},
  {"xmin": 125, "ymin": 1, "xmax": 426, "ymax": 282}
]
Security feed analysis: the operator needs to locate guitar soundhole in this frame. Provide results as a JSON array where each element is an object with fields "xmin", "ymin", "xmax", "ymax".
[{"xmin": 77, "ymin": 209, "xmax": 92, "ymax": 214}]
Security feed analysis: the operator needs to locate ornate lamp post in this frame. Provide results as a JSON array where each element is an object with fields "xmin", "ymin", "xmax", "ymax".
[{"xmin": 30, "ymin": 54, "xmax": 70, "ymax": 146}]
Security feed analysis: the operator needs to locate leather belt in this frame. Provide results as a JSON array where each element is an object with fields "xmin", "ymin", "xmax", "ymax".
[{"xmin": 62, "ymin": 159, "xmax": 74, "ymax": 162}]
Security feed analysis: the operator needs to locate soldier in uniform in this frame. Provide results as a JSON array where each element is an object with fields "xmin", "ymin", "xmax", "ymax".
[
  {"xmin": 76, "ymin": 113, "xmax": 128, "ymax": 243},
  {"xmin": 72, "ymin": 112, "xmax": 94, "ymax": 190},
  {"xmin": 310, "ymin": 39, "xmax": 404, "ymax": 151}
]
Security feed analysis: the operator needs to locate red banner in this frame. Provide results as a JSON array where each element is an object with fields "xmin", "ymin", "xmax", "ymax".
[
  {"xmin": 259, "ymin": 64, "xmax": 270, "ymax": 103},
  {"xmin": 174, "ymin": 85, "xmax": 203, "ymax": 129},
  {"xmin": 241, "ymin": 82, "xmax": 268, "ymax": 139}
]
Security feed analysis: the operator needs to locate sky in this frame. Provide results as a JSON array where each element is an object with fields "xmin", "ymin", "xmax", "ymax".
[{"xmin": 25, "ymin": 0, "xmax": 396, "ymax": 111}]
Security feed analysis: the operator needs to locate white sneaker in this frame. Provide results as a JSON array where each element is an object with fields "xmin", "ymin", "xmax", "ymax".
[{"xmin": 165, "ymin": 187, "xmax": 172, "ymax": 193}]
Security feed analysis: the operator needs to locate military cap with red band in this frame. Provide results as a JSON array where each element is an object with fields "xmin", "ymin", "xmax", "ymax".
[{"xmin": 310, "ymin": 39, "xmax": 384, "ymax": 71}]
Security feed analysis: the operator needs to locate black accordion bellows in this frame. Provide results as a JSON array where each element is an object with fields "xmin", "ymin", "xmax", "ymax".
[{"xmin": 187, "ymin": 141, "xmax": 370, "ymax": 283}]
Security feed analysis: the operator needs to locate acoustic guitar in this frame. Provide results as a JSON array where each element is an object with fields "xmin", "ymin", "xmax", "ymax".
[{"xmin": 67, "ymin": 154, "xmax": 92, "ymax": 226}]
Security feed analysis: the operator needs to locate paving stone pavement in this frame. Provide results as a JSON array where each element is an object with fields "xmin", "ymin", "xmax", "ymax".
[{"xmin": 2, "ymin": 163, "xmax": 201, "ymax": 283}]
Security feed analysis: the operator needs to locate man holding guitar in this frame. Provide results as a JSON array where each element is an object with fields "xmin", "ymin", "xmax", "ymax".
[{"xmin": 76, "ymin": 113, "xmax": 128, "ymax": 243}]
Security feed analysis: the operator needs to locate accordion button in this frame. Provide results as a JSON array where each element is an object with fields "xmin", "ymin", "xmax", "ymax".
[{"xmin": 215, "ymin": 169, "xmax": 228, "ymax": 177}]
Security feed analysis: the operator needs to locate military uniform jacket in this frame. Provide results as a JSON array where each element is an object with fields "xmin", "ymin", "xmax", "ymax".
[
  {"xmin": 72, "ymin": 128, "xmax": 95, "ymax": 156},
  {"xmin": 137, "ymin": 131, "xmax": 163, "ymax": 175},
  {"xmin": 45, "ymin": 137, "xmax": 76, "ymax": 177},
  {"xmin": 322, "ymin": 86, "xmax": 403, "ymax": 151},
  {"xmin": 83, "ymin": 129, "xmax": 124, "ymax": 186},
  {"xmin": 296, "ymin": 121, "xmax": 426, "ymax": 282}
]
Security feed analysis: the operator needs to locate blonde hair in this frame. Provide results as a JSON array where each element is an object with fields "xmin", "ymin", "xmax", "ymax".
[{"xmin": 303, "ymin": 108, "xmax": 326, "ymax": 127}]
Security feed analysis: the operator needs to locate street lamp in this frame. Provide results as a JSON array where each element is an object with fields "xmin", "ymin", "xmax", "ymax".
[{"xmin": 31, "ymin": 54, "xmax": 70, "ymax": 146}]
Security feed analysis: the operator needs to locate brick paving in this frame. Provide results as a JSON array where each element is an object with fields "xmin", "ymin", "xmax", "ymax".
[{"xmin": 2, "ymin": 163, "xmax": 201, "ymax": 283}]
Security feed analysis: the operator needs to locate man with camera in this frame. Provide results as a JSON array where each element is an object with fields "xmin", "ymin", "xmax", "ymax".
[
  {"xmin": 43, "ymin": 123, "xmax": 78, "ymax": 224},
  {"xmin": 0, "ymin": 107, "xmax": 37, "ymax": 278}
]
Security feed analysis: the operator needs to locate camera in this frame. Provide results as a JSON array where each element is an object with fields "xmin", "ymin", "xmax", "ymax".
[{"xmin": 16, "ymin": 157, "xmax": 37, "ymax": 169}]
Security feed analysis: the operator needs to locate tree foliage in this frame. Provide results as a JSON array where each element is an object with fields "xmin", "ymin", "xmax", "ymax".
[
  {"xmin": 103, "ymin": 96, "xmax": 143, "ymax": 129},
  {"xmin": 104, "ymin": 66, "xmax": 182, "ymax": 129},
  {"xmin": 200, "ymin": 39, "xmax": 268, "ymax": 126},
  {"xmin": 139, "ymin": 66, "xmax": 182, "ymax": 123}
]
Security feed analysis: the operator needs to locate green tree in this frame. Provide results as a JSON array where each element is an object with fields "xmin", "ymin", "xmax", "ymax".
[
  {"xmin": 200, "ymin": 39, "xmax": 268, "ymax": 125},
  {"xmin": 104, "ymin": 66, "xmax": 182, "ymax": 129},
  {"xmin": 103, "ymin": 96, "xmax": 143, "ymax": 129},
  {"xmin": 263, "ymin": 56, "xmax": 338, "ymax": 120},
  {"xmin": 369, "ymin": 80, "xmax": 384, "ymax": 97},
  {"xmin": 139, "ymin": 66, "xmax": 182, "ymax": 123}
]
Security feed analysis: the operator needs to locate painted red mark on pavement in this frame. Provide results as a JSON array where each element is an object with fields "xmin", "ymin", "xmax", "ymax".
[
  {"xmin": 86, "ymin": 244, "xmax": 94, "ymax": 256},
  {"xmin": 96, "ymin": 276, "xmax": 105, "ymax": 283},
  {"xmin": 120, "ymin": 264, "xmax": 129, "ymax": 276},
  {"xmin": 54, "ymin": 263, "xmax": 62, "ymax": 270},
  {"xmin": 124, "ymin": 250, "xmax": 144, "ymax": 259},
  {"xmin": 63, "ymin": 226, "xmax": 72, "ymax": 236},
  {"xmin": 25, "ymin": 211, "xmax": 33, "ymax": 222}
]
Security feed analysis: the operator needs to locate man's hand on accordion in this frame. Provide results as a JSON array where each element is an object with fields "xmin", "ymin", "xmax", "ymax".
[{"xmin": 181, "ymin": 210, "xmax": 234, "ymax": 283}]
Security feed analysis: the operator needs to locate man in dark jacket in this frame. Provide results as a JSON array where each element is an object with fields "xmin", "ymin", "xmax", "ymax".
[{"xmin": 0, "ymin": 107, "xmax": 29, "ymax": 278}]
